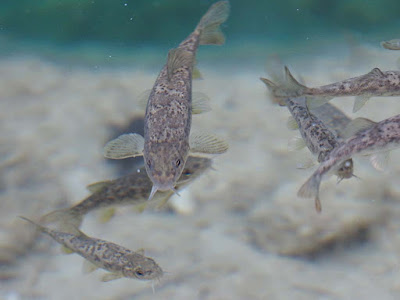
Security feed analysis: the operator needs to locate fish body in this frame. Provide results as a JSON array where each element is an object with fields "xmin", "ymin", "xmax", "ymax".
[
  {"xmin": 284, "ymin": 97, "xmax": 354, "ymax": 185},
  {"xmin": 298, "ymin": 114, "xmax": 400, "ymax": 211},
  {"xmin": 261, "ymin": 66, "xmax": 400, "ymax": 112},
  {"xmin": 41, "ymin": 156, "xmax": 212, "ymax": 229},
  {"xmin": 260, "ymin": 74, "xmax": 355, "ymax": 183},
  {"xmin": 284, "ymin": 97, "xmax": 338, "ymax": 163},
  {"xmin": 20, "ymin": 217, "xmax": 163, "ymax": 282},
  {"xmin": 381, "ymin": 39, "xmax": 400, "ymax": 50},
  {"xmin": 104, "ymin": 1, "xmax": 230, "ymax": 200},
  {"xmin": 310, "ymin": 103, "xmax": 352, "ymax": 140}
]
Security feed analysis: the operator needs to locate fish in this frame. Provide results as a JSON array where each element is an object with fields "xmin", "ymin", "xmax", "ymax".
[
  {"xmin": 19, "ymin": 217, "xmax": 163, "ymax": 282},
  {"xmin": 261, "ymin": 66, "xmax": 400, "ymax": 113},
  {"xmin": 264, "ymin": 93, "xmax": 355, "ymax": 189},
  {"xmin": 103, "ymin": 1, "xmax": 230, "ymax": 200},
  {"xmin": 381, "ymin": 39, "xmax": 400, "ymax": 50},
  {"xmin": 40, "ymin": 156, "xmax": 213, "ymax": 230},
  {"xmin": 298, "ymin": 114, "xmax": 400, "ymax": 212}
]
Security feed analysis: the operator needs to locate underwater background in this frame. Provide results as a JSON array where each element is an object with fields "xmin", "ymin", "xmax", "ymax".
[{"xmin": 2, "ymin": 1, "xmax": 400, "ymax": 299}]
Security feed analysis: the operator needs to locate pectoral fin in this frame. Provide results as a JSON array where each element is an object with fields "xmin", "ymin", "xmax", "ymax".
[
  {"xmin": 133, "ymin": 202, "xmax": 148, "ymax": 213},
  {"xmin": 86, "ymin": 180, "xmax": 112, "ymax": 193},
  {"xmin": 286, "ymin": 116, "xmax": 299, "ymax": 130},
  {"xmin": 306, "ymin": 96, "xmax": 332, "ymax": 110},
  {"xmin": 101, "ymin": 273, "xmax": 123, "ymax": 282},
  {"xmin": 82, "ymin": 260, "xmax": 99, "ymax": 274},
  {"xmin": 295, "ymin": 153, "xmax": 315, "ymax": 169},
  {"xmin": 104, "ymin": 133, "xmax": 144, "ymax": 159},
  {"xmin": 342, "ymin": 117, "xmax": 377, "ymax": 139},
  {"xmin": 137, "ymin": 89, "xmax": 152, "ymax": 110},
  {"xmin": 192, "ymin": 92, "xmax": 211, "ymax": 114},
  {"xmin": 288, "ymin": 136, "xmax": 306, "ymax": 151},
  {"xmin": 98, "ymin": 207, "xmax": 116, "ymax": 223},
  {"xmin": 192, "ymin": 67, "xmax": 203, "ymax": 79},
  {"xmin": 189, "ymin": 132, "xmax": 229, "ymax": 154},
  {"xmin": 369, "ymin": 152, "xmax": 389, "ymax": 171},
  {"xmin": 352, "ymin": 96, "xmax": 370, "ymax": 113},
  {"xmin": 61, "ymin": 246, "xmax": 74, "ymax": 255}
]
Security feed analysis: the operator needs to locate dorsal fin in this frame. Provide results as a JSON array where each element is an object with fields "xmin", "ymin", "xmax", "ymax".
[
  {"xmin": 342, "ymin": 117, "xmax": 377, "ymax": 139},
  {"xmin": 368, "ymin": 68, "xmax": 384, "ymax": 77},
  {"xmin": 86, "ymin": 180, "xmax": 112, "ymax": 194},
  {"xmin": 167, "ymin": 48, "xmax": 193, "ymax": 80}
]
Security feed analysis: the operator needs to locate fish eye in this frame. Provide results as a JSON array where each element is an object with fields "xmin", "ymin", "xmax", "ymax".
[
  {"xmin": 175, "ymin": 159, "xmax": 181, "ymax": 167},
  {"xmin": 135, "ymin": 268, "xmax": 144, "ymax": 277}
]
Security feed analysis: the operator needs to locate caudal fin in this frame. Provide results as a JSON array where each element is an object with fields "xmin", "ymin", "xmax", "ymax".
[
  {"xmin": 284, "ymin": 66, "xmax": 308, "ymax": 94},
  {"xmin": 39, "ymin": 208, "xmax": 84, "ymax": 232},
  {"xmin": 260, "ymin": 66, "xmax": 309, "ymax": 105},
  {"xmin": 297, "ymin": 174, "xmax": 322, "ymax": 213},
  {"xmin": 197, "ymin": 1, "xmax": 230, "ymax": 45}
]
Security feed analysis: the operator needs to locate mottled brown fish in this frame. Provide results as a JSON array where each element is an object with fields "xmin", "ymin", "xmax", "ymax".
[
  {"xmin": 298, "ymin": 114, "xmax": 400, "ymax": 212},
  {"xmin": 262, "ymin": 66, "xmax": 400, "ymax": 113},
  {"xmin": 104, "ymin": 1, "xmax": 229, "ymax": 200},
  {"xmin": 261, "ymin": 76, "xmax": 354, "ymax": 186},
  {"xmin": 381, "ymin": 39, "xmax": 400, "ymax": 50},
  {"xmin": 19, "ymin": 217, "xmax": 163, "ymax": 282},
  {"xmin": 41, "ymin": 156, "xmax": 212, "ymax": 230}
]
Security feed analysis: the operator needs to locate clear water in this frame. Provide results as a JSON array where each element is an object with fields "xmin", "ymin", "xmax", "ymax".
[{"xmin": 1, "ymin": 1, "xmax": 400, "ymax": 299}]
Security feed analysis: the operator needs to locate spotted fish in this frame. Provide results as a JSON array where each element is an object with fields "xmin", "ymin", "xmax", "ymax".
[
  {"xmin": 19, "ymin": 217, "xmax": 163, "ymax": 282},
  {"xmin": 381, "ymin": 39, "xmax": 400, "ymax": 50},
  {"xmin": 40, "ymin": 156, "xmax": 212, "ymax": 230},
  {"xmin": 298, "ymin": 114, "xmax": 400, "ymax": 212},
  {"xmin": 259, "ymin": 90, "xmax": 354, "ymax": 203},
  {"xmin": 104, "ymin": 1, "xmax": 229, "ymax": 200},
  {"xmin": 262, "ymin": 66, "xmax": 400, "ymax": 113}
]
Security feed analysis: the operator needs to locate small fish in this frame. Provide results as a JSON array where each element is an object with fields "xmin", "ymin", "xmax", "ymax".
[
  {"xmin": 40, "ymin": 156, "xmax": 212, "ymax": 230},
  {"xmin": 260, "ymin": 75, "xmax": 355, "ymax": 183},
  {"xmin": 262, "ymin": 66, "xmax": 400, "ymax": 113},
  {"xmin": 104, "ymin": 1, "xmax": 230, "ymax": 200},
  {"xmin": 19, "ymin": 217, "xmax": 163, "ymax": 282},
  {"xmin": 298, "ymin": 114, "xmax": 400, "ymax": 212},
  {"xmin": 381, "ymin": 39, "xmax": 400, "ymax": 50}
]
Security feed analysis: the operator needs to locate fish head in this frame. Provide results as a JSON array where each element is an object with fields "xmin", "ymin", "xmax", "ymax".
[
  {"xmin": 336, "ymin": 158, "xmax": 354, "ymax": 180},
  {"xmin": 144, "ymin": 142, "xmax": 189, "ymax": 197},
  {"xmin": 124, "ymin": 255, "xmax": 164, "ymax": 281}
]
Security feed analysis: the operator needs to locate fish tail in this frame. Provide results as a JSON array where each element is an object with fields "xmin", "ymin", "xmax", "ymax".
[
  {"xmin": 260, "ymin": 66, "xmax": 310, "ymax": 105},
  {"xmin": 19, "ymin": 216, "xmax": 47, "ymax": 233},
  {"xmin": 197, "ymin": 1, "xmax": 230, "ymax": 45},
  {"xmin": 260, "ymin": 77, "xmax": 285, "ymax": 105},
  {"xmin": 283, "ymin": 66, "xmax": 333, "ymax": 110},
  {"xmin": 39, "ymin": 207, "xmax": 84, "ymax": 231},
  {"xmin": 284, "ymin": 66, "xmax": 308, "ymax": 94},
  {"xmin": 297, "ymin": 173, "xmax": 322, "ymax": 212}
]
